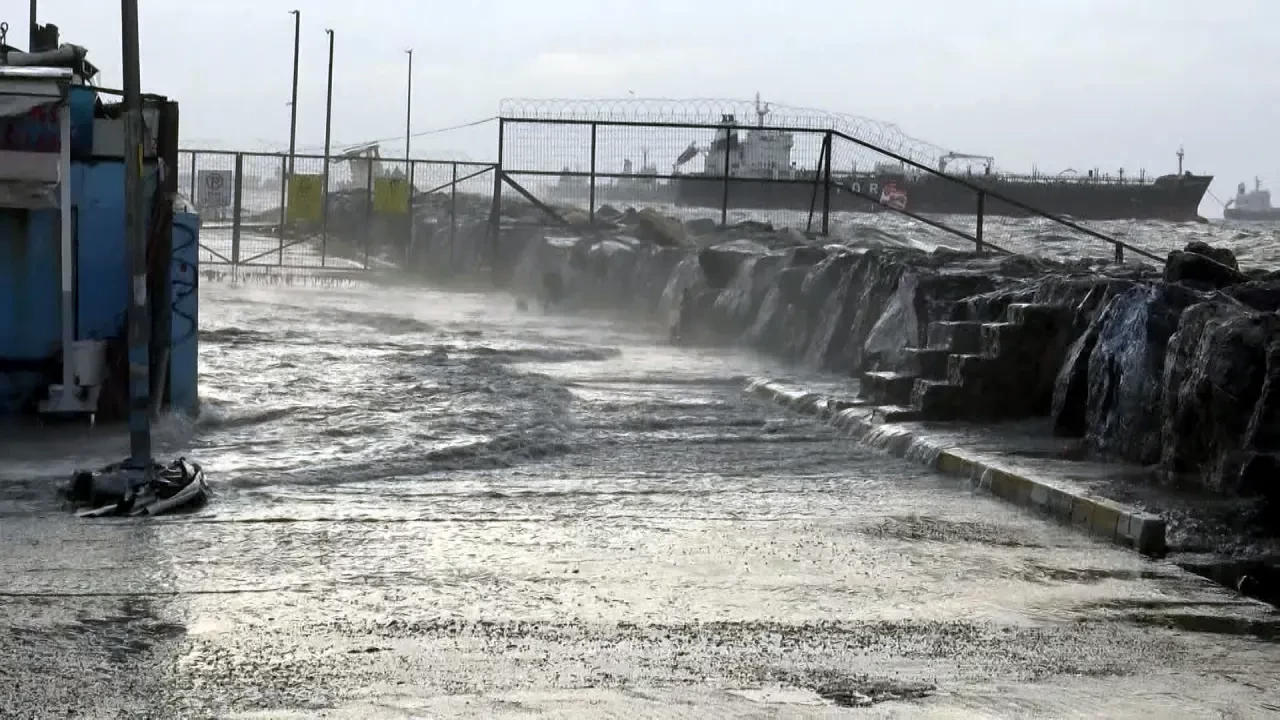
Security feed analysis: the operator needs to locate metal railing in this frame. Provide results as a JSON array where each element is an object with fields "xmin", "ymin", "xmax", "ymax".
[
  {"xmin": 494, "ymin": 117, "xmax": 1161, "ymax": 264},
  {"xmin": 178, "ymin": 149, "xmax": 497, "ymax": 271}
]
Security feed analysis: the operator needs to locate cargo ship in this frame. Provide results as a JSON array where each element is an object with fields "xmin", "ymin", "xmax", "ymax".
[
  {"xmin": 1224, "ymin": 178, "xmax": 1279, "ymax": 221},
  {"xmin": 672, "ymin": 96, "xmax": 1213, "ymax": 221}
]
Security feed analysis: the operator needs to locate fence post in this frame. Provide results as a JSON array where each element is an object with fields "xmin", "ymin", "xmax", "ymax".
[
  {"xmin": 491, "ymin": 119, "xmax": 505, "ymax": 266},
  {"xmin": 1115, "ymin": 242, "xmax": 1124, "ymax": 264},
  {"xmin": 278, "ymin": 155, "xmax": 287, "ymax": 266},
  {"xmin": 450, "ymin": 161, "xmax": 458, "ymax": 266},
  {"xmin": 188, "ymin": 151, "xmax": 197, "ymax": 210},
  {"xmin": 407, "ymin": 160, "xmax": 416, "ymax": 269},
  {"xmin": 975, "ymin": 191, "xmax": 985, "ymax": 253},
  {"xmin": 365, "ymin": 156, "xmax": 374, "ymax": 270},
  {"xmin": 822, "ymin": 131, "xmax": 833, "ymax": 236},
  {"xmin": 721, "ymin": 128, "xmax": 731, "ymax": 227},
  {"xmin": 589, "ymin": 122, "xmax": 597, "ymax": 225},
  {"xmin": 321, "ymin": 152, "xmax": 330, "ymax": 268},
  {"xmin": 231, "ymin": 153, "xmax": 243, "ymax": 266}
]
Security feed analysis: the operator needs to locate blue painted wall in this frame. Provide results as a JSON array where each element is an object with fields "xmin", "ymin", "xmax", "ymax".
[
  {"xmin": 170, "ymin": 211, "xmax": 200, "ymax": 414},
  {"xmin": 0, "ymin": 161, "xmax": 199, "ymax": 418}
]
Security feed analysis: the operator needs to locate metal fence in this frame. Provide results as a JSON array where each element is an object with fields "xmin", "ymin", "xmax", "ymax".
[
  {"xmin": 178, "ymin": 149, "xmax": 497, "ymax": 271},
  {"xmin": 495, "ymin": 117, "xmax": 1156, "ymax": 264}
]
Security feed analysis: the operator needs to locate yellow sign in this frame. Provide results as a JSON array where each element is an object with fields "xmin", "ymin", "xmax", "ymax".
[
  {"xmin": 373, "ymin": 176, "xmax": 410, "ymax": 215},
  {"xmin": 287, "ymin": 174, "xmax": 324, "ymax": 223}
]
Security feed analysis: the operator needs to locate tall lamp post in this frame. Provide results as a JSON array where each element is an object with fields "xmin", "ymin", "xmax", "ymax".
[
  {"xmin": 322, "ymin": 29, "xmax": 335, "ymax": 257},
  {"xmin": 287, "ymin": 9, "xmax": 301, "ymax": 177},
  {"xmin": 404, "ymin": 48, "xmax": 413, "ymax": 161}
]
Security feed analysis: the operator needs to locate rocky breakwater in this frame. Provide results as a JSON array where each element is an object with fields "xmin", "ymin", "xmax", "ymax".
[{"xmin": 410, "ymin": 204, "xmax": 1280, "ymax": 596}]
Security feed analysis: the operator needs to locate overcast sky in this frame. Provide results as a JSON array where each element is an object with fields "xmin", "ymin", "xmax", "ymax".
[{"xmin": 12, "ymin": 0, "xmax": 1280, "ymax": 213}]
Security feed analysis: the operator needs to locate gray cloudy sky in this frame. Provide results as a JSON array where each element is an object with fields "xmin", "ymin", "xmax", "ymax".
[{"xmin": 14, "ymin": 0, "xmax": 1280, "ymax": 212}]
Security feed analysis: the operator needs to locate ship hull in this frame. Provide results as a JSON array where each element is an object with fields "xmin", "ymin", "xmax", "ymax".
[
  {"xmin": 1224, "ymin": 207, "xmax": 1280, "ymax": 222},
  {"xmin": 673, "ymin": 172, "xmax": 1213, "ymax": 222}
]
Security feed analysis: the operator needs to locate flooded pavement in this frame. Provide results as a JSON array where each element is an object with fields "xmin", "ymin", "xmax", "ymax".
[{"xmin": 1, "ymin": 281, "xmax": 1278, "ymax": 718}]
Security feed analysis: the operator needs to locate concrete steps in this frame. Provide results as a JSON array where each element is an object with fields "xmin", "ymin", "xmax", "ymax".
[
  {"xmin": 860, "ymin": 370, "xmax": 917, "ymax": 406},
  {"xmin": 859, "ymin": 302, "xmax": 1072, "ymax": 423}
]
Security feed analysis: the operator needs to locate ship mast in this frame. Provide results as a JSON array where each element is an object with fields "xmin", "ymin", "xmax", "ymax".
[
  {"xmin": 754, "ymin": 92, "xmax": 770, "ymax": 128},
  {"xmin": 1176, "ymin": 146, "xmax": 1184, "ymax": 175}
]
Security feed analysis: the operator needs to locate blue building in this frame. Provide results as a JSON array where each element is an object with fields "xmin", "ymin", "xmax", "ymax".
[{"xmin": 0, "ymin": 44, "xmax": 198, "ymax": 422}]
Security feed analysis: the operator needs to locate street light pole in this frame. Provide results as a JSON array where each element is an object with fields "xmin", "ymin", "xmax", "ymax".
[
  {"xmin": 404, "ymin": 48, "xmax": 413, "ymax": 162},
  {"xmin": 29, "ymin": 0, "xmax": 37, "ymax": 49},
  {"xmin": 121, "ymin": 0, "xmax": 151, "ymax": 470},
  {"xmin": 287, "ymin": 9, "xmax": 300, "ymax": 178}
]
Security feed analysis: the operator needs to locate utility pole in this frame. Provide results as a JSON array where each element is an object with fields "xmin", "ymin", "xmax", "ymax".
[
  {"xmin": 404, "ymin": 48, "xmax": 413, "ymax": 161},
  {"xmin": 287, "ymin": 9, "xmax": 300, "ymax": 177},
  {"xmin": 121, "ymin": 0, "xmax": 151, "ymax": 471},
  {"xmin": 322, "ymin": 29, "xmax": 335, "ymax": 253},
  {"xmin": 29, "ymin": 0, "xmax": 37, "ymax": 48}
]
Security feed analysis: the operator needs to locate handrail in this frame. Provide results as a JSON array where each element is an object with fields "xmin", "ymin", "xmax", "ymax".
[
  {"xmin": 826, "ymin": 129, "xmax": 1162, "ymax": 263},
  {"xmin": 496, "ymin": 116, "xmax": 1161, "ymax": 264}
]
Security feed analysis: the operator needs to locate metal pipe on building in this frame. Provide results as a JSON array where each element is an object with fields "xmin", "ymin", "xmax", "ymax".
[{"xmin": 121, "ymin": 0, "xmax": 152, "ymax": 468}]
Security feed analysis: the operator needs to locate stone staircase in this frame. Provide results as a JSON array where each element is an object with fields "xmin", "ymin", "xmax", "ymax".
[{"xmin": 859, "ymin": 302, "xmax": 1073, "ymax": 423}]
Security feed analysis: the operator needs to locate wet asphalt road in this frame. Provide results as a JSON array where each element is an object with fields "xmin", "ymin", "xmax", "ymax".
[{"xmin": 1, "ymin": 282, "xmax": 1278, "ymax": 718}]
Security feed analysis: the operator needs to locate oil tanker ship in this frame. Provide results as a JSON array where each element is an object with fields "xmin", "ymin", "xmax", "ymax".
[
  {"xmin": 1224, "ymin": 178, "xmax": 1280, "ymax": 222},
  {"xmin": 672, "ymin": 97, "xmax": 1212, "ymax": 221}
]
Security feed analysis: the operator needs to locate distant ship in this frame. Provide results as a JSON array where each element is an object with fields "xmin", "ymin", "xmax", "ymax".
[
  {"xmin": 1224, "ymin": 178, "xmax": 1280, "ymax": 221},
  {"xmin": 672, "ymin": 95, "xmax": 1213, "ymax": 222},
  {"xmin": 549, "ymin": 150, "xmax": 672, "ymax": 205}
]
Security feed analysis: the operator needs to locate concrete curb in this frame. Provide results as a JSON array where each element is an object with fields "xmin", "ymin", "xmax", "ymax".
[{"xmin": 745, "ymin": 377, "xmax": 1167, "ymax": 556}]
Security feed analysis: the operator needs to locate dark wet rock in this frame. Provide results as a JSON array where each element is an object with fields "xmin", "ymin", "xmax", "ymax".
[
  {"xmin": 595, "ymin": 204, "xmax": 623, "ymax": 223},
  {"xmin": 745, "ymin": 267, "xmax": 814, "ymax": 357},
  {"xmin": 683, "ymin": 217, "xmax": 718, "ymax": 236},
  {"xmin": 786, "ymin": 245, "xmax": 829, "ymax": 268},
  {"xmin": 659, "ymin": 255, "xmax": 706, "ymax": 326},
  {"xmin": 1051, "ymin": 280, "xmax": 1145, "ymax": 436},
  {"xmin": 633, "ymin": 208, "xmax": 689, "ymax": 248},
  {"xmin": 698, "ymin": 241, "xmax": 770, "ymax": 290},
  {"xmin": 1223, "ymin": 280, "xmax": 1280, "ymax": 313},
  {"xmin": 811, "ymin": 250, "xmax": 909, "ymax": 374},
  {"xmin": 1164, "ymin": 249, "xmax": 1248, "ymax": 290},
  {"xmin": 733, "ymin": 219, "xmax": 774, "ymax": 234},
  {"xmin": 635, "ymin": 247, "xmax": 687, "ymax": 314},
  {"xmin": 1161, "ymin": 300, "xmax": 1280, "ymax": 503},
  {"xmin": 1184, "ymin": 240, "xmax": 1239, "ymax": 271},
  {"xmin": 863, "ymin": 273, "xmax": 920, "ymax": 369},
  {"xmin": 668, "ymin": 286, "xmax": 721, "ymax": 344},
  {"xmin": 1083, "ymin": 284, "xmax": 1203, "ymax": 464},
  {"xmin": 708, "ymin": 253, "xmax": 786, "ymax": 340}
]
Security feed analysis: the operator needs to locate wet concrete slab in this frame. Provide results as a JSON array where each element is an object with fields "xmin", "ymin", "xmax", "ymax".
[{"xmin": 2, "ymin": 284, "xmax": 1278, "ymax": 718}]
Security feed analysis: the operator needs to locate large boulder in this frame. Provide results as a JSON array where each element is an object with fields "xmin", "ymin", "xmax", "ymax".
[
  {"xmin": 684, "ymin": 217, "xmax": 718, "ymax": 237},
  {"xmin": 634, "ymin": 247, "xmax": 688, "ymax": 316},
  {"xmin": 698, "ymin": 241, "xmax": 771, "ymax": 289},
  {"xmin": 1184, "ymin": 240, "xmax": 1239, "ymax": 271},
  {"xmin": 708, "ymin": 252, "xmax": 786, "ymax": 341},
  {"xmin": 1083, "ymin": 284, "xmax": 1203, "ymax": 464},
  {"xmin": 745, "ymin": 266, "xmax": 813, "ymax": 357},
  {"xmin": 1161, "ymin": 300, "xmax": 1280, "ymax": 500},
  {"xmin": 807, "ymin": 250, "xmax": 909, "ymax": 374},
  {"xmin": 634, "ymin": 208, "xmax": 688, "ymax": 248},
  {"xmin": 1164, "ymin": 249, "xmax": 1247, "ymax": 290},
  {"xmin": 1051, "ymin": 280, "xmax": 1145, "ymax": 435},
  {"xmin": 1224, "ymin": 279, "xmax": 1280, "ymax": 313}
]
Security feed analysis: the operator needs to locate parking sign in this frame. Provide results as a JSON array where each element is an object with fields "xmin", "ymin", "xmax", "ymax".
[{"xmin": 198, "ymin": 170, "xmax": 233, "ymax": 209}]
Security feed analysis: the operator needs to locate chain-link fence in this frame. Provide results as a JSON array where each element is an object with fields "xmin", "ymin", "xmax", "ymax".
[
  {"xmin": 495, "ymin": 117, "xmax": 1160, "ymax": 264},
  {"xmin": 178, "ymin": 149, "xmax": 498, "ymax": 272}
]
